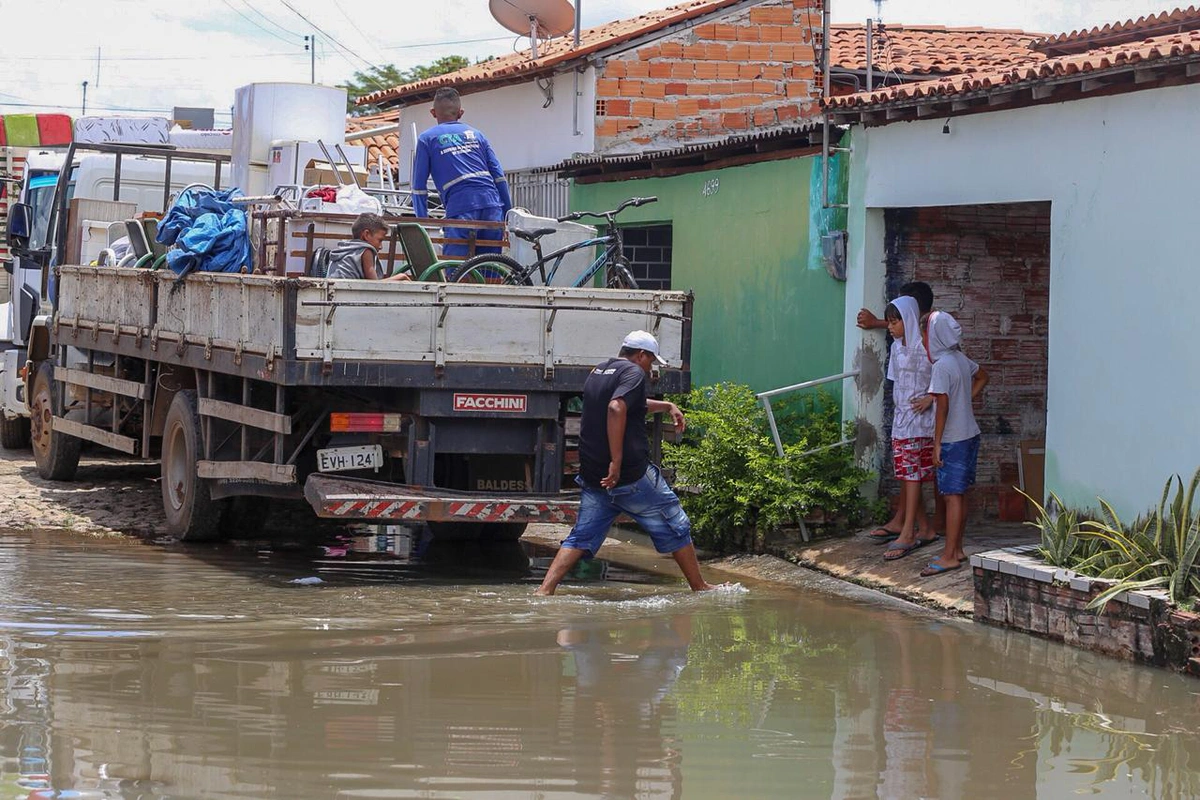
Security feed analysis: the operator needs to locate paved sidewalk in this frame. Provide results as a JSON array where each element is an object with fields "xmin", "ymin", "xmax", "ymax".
[{"xmin": 769, "ymin": 523, "xmax": 1039, "ymax": 614}]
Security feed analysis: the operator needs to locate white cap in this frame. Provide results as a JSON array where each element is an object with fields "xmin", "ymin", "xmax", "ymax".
[{"xmin": 622, "ymin": 330, "xmax": 667, "ymax": 365}]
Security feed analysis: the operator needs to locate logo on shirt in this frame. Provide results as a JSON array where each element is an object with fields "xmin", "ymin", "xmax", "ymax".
[{"xmin": 452, "ymin": 393, "xmax": 528, "ymax": 413}]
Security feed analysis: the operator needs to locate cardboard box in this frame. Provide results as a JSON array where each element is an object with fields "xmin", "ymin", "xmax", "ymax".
[
  {"xmin": 303, "ymin": 159, "xmax": 368, "ymax": 187},
  {"xmin": 1018, "ymin": 439, "xmax": 1046, "ymax": 520}
]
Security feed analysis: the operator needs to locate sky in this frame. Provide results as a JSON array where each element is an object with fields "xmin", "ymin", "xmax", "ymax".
[{"xmin": 0, "ymin": 0, "xmax": 1180, "ymax": 125}]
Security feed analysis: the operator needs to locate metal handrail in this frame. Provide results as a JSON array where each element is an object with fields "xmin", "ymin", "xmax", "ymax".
[{"xmin": 757, "ymin": 369, "xmax": 860, "ymax": 458}]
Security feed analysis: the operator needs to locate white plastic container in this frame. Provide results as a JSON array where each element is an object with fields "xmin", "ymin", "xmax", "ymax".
[
  {"xmin": 506, "ymin": 208, "xmax": 597, "ymax": 287},
  {"xmin": 231, "ymin": 83, "xmax": 349, "ymax": 196}
]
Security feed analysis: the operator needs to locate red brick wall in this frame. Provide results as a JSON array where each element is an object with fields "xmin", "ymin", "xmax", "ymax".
[
  {"xmin": 594, "ymin": 0, "xmax": 823, "ymax": 151},
  {"xmin": 884, "ymin": 203, "xmax": 1051, "ymax": 521}
]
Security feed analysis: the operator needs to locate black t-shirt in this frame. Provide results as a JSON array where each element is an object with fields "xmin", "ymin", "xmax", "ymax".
[{"xmin": 578, "ymin": 358, "xmax": 649, "ymax": 488}]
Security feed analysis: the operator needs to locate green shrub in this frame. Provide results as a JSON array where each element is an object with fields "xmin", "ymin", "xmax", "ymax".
[
  {"xmin": 663, "ymin": 383, "xmax": 872, "ymax": 553},
  {"xmin": 1022, "ymin": 491, "xmax": 1081, "ymax": 568},
  {"xmin": 1076, "ymin": 468, "xmax": 1200, "ymax": 609}
]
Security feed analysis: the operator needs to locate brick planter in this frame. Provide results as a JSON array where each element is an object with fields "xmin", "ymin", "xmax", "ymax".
[{"xmin": 973, "ymin": 545, "xmax": 1200, "ymax": 675}]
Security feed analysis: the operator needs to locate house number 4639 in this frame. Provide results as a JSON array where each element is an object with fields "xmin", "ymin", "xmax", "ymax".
[{"xmin": 701, "ymin": 178, "xmax": 720, "ymax": 197}]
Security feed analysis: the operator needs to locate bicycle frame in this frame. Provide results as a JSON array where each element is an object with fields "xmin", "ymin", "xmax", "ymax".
[{"xmin": 527, "ymin": 224, "xmax": 623, "ymax": 288}]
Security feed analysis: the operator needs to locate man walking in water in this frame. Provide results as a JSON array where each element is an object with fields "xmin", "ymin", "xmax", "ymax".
[
  {"xmin": 411, "ymin": 87, "xmax": 512, "ymax": 258},
  {"xmin": 536, "ymin": 331, "xmax": 717, "ymax": 596}
]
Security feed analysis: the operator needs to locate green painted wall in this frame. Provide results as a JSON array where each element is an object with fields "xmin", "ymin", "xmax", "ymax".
[{"xmin": 571, "ymin": 156, "xmax": 845, "ymax": 394}]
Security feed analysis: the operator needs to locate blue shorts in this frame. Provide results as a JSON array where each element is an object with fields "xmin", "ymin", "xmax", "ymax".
[
  {"xmin": 561, "ymin": 465, "xmax": 694, "ymax": 558},
  {"xmin": 443, "ymin": 205, "xmax": 505, "ymax": 259},
  {"xmin": 937, "ymin": 435, "xmax": 981, "ymax": 495}
]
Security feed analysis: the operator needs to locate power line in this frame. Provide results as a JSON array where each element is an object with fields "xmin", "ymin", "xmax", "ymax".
[
  {"xmin": 0, "ymin": 98, "xmax": 231, "ymax": 117},
  {"xmin": 277, "ymin": 0, "xmax": 370, "ymax": 64},
  {"xmin": 0, "ymin": 50, "xmax": 305, "ymax": 63},
  {"xmin": 380, "ymin": 35, "xmax": 511, "ymax": 51},
  {"xmin": 239, "ymin": 0, "xmax": 305, "ymax": 38},
  {"xmin": 331, "ymin": 0, "xmax": 387, "ymax": 64},
  {"xmin": 220, "ymin": 0, "xmax": 300, "ymax": 46}
]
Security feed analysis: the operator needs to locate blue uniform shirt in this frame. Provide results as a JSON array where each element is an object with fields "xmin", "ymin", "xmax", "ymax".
[{"xmin": 412, "ymin": 121, "xmax": 512, "ymax": 219}]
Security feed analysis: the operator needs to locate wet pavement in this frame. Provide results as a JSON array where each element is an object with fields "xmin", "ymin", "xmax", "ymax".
[{"xmin": 0, "ymin": 528, "xmax": 1198, "ymax": 799}]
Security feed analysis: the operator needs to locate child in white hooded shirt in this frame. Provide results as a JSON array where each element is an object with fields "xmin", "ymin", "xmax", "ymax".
[
  {"xmin": 922, "ymin": 311, "xmax": 989, "ymax": 577},
  {"xmin": 881, "ymin": 295, "xmax": 939, "ymax": 562}
]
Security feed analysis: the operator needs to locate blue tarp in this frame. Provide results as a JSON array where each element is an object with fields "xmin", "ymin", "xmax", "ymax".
[{"xmin": 156, "ymin": 186, "xmax": 249, "ymax": 276}]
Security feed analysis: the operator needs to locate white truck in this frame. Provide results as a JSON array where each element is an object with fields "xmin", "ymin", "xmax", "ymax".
[
  {"xmin": 7, "ymin": 141, "xmax": 692, "ymax": 541},
  {"xmin": 0, "ymin": 144, "xmax": 229, "ymax": 448}
]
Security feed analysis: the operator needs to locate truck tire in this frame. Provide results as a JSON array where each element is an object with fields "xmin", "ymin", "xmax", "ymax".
[
  {"xmin": 481, "ymin": 522, "xmax": 528, "ymax": 542},
  {"xmin": 427, "ymin": 521, "xmax": 528, "ymax": 542},
  {"xmin": 30, "ymin": 364, "xmax": 82, "ymax": 481},
  {"xmin": 221, "ymin": 496, "xmax": 272, "ymax": 537},
  {"xmin": 0, "ymin": 416, "xmax": 31, "ymax": 449},
  {"xmin": 161, "ymin": 390, "xmax": 227, "ymax": 542}
]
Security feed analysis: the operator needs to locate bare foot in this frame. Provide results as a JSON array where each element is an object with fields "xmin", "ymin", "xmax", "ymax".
[{"xmin": 534, "ymin": 587, "xmax": 556, "ymax": 597}]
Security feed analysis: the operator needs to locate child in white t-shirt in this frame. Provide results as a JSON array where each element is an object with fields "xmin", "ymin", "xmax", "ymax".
[
  {"xmin": 921, "ymin": 311, "xmax": 989, "ymax": 577},
  {"xmin": 881, "ymin": 295, "xmax": 939, "ymax": 562}
]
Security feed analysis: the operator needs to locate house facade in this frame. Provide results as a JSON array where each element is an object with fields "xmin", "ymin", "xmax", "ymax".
[{"xmin": 828, "ymin": 8, "xmax": 1200, "ymax": 520}]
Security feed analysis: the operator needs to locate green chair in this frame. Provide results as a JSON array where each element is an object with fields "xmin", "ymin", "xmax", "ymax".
[{"xmin": 395, "ymin": 222, "xmax": 460, "ymax": 282}]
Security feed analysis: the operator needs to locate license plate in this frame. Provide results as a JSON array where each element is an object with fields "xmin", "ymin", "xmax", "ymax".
[{"xmin": 317, "ymin": 445, "xmax": 383, "ymax": 473}]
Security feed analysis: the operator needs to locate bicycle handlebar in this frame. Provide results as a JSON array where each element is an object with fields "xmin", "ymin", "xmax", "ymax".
[{"xmin": 556, "ymin": 196, "xmax": 658, "ymax": 223}]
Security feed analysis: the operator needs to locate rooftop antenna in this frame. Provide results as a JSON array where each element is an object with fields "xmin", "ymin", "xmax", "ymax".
[
  {"xmin": 873, "ymin": 0, "xmax": 886, "ymax": 24},
  {"xmin": 489, "ymin": 0, "xmax": 576, "ymax": 60}
]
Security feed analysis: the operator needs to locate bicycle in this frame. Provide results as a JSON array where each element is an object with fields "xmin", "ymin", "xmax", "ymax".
[{"xmin": 450, "ymin": 196, "xmax": 658, "ymax": 288}]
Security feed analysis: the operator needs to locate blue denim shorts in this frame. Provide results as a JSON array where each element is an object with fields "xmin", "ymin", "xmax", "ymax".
[
  {"xmin": 937, "ymin": 435, "xmax": 981, "ymax": 495},
  {"xmin": 561, "ymin": 464, "xmax": 693, "ymax": 558}
]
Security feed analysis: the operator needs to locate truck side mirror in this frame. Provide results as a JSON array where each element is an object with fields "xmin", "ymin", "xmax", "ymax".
[{"xmin": 6, "ymin": 202, "xmax": 32, "ymax": 251}]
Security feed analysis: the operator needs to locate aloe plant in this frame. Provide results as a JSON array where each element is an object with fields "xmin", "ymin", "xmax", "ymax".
[
  {"xmin": 1076, "ymin": 468, "xmax": 1200, "ymax": 609},
  {"xmin": 1021, "ymin": 490, "xmax": 1081, "ymax": 568}
]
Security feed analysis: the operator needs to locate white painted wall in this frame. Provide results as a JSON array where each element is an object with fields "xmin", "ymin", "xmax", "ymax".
[
  {"xmin": 394, "ymin": 68, "xmax": 596, "ymax": 185},
  {"xmin": 843, "ymin": 83, "xmax": 1200, "ymax": 518}
]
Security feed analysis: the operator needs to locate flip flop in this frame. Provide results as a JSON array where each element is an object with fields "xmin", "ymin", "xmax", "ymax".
[
  {"xmin": 883, "ymin": 537, "xmax": 936, "ymax": 561},
  {"xmin": 867, "ymin": 527, "xmax": 902, "ymax": 543},
  {"xmin": 919, "ymin": 561, "xmax": 963, "ymax": 577}
]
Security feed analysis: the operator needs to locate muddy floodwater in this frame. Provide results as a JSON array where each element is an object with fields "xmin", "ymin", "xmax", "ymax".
[{"xmin": 2, "ymin": 530, "xmax": 1200, "ymax": 799}]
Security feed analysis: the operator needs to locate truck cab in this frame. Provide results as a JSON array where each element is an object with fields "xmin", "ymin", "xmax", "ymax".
[{"xmin": 2, "ymin": 146, "xmax": 232, "ymax": 447}]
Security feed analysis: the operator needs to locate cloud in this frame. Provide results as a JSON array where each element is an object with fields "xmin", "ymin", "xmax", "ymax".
[{"xmin": 1, "ymin": 0, "xmax": 1178, "ymax": 124}]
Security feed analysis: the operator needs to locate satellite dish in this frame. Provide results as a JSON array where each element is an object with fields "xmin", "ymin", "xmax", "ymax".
[{"xmin": 490, "ymin": 0, "xmax": 577, "ymax": 58}]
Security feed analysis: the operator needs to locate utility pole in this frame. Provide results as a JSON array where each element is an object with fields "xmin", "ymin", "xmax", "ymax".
[
  {"xmin": 81, "ymin": 81, "xmax": 88, "ymax": 115},
  {"xmin": 95, "ymin": 47, "xmax": 101, "ymax": 87},
  {"xmin": 304, "ymin": 34, "xmax": 315, "ymax": 84}
]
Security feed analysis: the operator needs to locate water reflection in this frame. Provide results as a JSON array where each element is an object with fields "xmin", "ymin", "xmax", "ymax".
[{"xmin": 0, "ymin": 530, "xmax": 1198, "ymax": 799}]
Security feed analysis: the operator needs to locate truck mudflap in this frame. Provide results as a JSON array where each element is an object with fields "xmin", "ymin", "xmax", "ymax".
[{"xmin": 305, "ymin": 474, "xmax": 581, "ymax": 524}]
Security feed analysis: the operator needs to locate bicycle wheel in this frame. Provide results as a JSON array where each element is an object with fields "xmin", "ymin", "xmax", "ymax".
[
  {"xmin": 606, "ymin": 257, "xmax": 639, "ymax": 290},
  {"xmin": 452, "ymin": 254, "xmax": 531, "ymax": 286}
]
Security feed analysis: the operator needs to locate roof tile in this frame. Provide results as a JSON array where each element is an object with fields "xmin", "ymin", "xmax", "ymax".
[
  {"xmin": 1036, "ymin": 5, "xmax": 1200, "ymax": 54},
  {"xmin": 356, "ymin": 0, "xmax": 746, "ymax": 107},
  {"xmin": 826, "ymin": 28, "xmax": 1200, "ymax": 111},
  {"xmin": 829, "ymin": 24, "xmax": 1045, "ymax": 76}
]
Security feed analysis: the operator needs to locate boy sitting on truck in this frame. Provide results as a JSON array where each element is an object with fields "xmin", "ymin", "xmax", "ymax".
[{"xmin": 326, "ymin": 213, "xmax": 412, "ymax": 281}]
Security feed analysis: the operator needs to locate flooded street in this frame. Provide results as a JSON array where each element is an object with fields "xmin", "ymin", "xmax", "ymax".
[{"xmin": 1, "ymin": 529, "xmax": 1199, "ymax": 799}]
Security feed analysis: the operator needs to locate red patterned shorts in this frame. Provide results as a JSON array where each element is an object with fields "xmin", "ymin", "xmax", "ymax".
[{"xmin": 892, "ymin": 437, "xmax": 935, "ymax": 483}]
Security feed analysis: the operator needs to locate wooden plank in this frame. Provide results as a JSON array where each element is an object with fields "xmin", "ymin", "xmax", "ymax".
[
  {"xmin": 197, "ymin": 398, "xmax": 292, "ymax": 434},
  {"xmin": 56, "ymin": 367, "xmax": 146, "ymax": 399},
  {"xmin": 197, "ymin": 461, "xmax": 297, "ymax": 483},
  {"xmin": 52, "ymin": 417, "xmax": 139, "ymax": 455}
]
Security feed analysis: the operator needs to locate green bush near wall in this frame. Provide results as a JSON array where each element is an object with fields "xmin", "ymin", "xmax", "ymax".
[{"xmin": 664, "ymin": 383, "xmax": 872, "ymax": 553}]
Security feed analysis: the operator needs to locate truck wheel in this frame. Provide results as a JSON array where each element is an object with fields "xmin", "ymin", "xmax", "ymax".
[
  {"xmin": 481, "ymin": 522, "xmax": 528, "ymax": 542},
  {"xmin": 0, "ymin": 415, "xmax": 31, "ymax": 449},
  {"xmin": 161, "ymin": 390, "xmax": 227, "ymax": 542},
  {"xmin": 30, "ymin": 364, "xmax": 82, "ymax": 481},
  {"xmin": 221, "ymin": 496, "xmax": 272, "ymax": 537}
]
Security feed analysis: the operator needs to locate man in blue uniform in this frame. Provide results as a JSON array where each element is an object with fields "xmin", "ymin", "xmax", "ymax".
[{"xmin": 411, "ymin": 87, "xmax": 512, "ymax": 258}]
